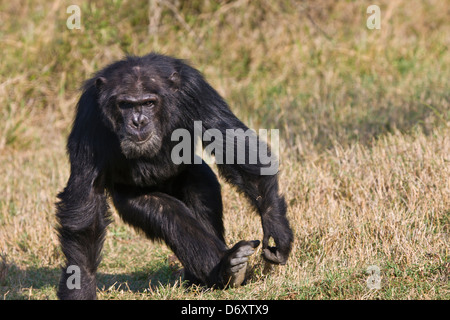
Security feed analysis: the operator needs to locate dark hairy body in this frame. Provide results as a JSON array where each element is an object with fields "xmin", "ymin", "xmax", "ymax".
[{"xmin": 56, "ymin": 53, "xmax": 293, "ymax": 299}]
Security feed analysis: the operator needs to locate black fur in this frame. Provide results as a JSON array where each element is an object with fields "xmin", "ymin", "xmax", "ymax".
[{"xmin": 56, "ymin": 53, "xmax": 293, "ymax": 299}]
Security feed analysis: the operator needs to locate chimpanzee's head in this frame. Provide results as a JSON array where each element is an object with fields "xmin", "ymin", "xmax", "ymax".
[{"xmin": 94, "ymin": 56, "xmax": 181, "ymax": 158}]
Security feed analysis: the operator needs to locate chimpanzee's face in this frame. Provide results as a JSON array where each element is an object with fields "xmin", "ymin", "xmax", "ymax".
[{"xmin": 95, "ymin": 64, "xmax": 180, "ymax": 159}]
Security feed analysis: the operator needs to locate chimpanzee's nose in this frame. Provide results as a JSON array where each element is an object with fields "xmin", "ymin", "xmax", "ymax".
[{"xmin": 131, "ymin": 113, "xmax": 150, "ymax": 129}]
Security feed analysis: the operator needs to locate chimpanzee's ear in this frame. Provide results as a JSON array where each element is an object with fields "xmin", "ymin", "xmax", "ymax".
[
  {"xmin": 168, "ymin": 71, "xmax": 180, "ymax": 91},
  {"xmin": 95, "ymin": 77, "xmax": 107, "ymax": 91}
]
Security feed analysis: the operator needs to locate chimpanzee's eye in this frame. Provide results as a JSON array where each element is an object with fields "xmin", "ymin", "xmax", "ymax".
[{"xmin": 143, "ymin": 100, "xmax": 154, "ymax": 107}]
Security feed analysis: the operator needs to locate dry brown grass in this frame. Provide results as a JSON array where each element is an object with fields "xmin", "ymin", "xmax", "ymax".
[{"xmin": 0, "ymin": 0, "xmax": 448, "ymax": 299}]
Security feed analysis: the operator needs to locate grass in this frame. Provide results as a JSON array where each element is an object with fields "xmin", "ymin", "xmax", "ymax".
[{"xmin": 0, "ymin": 0, "xmax": 449, "ymax": 300}]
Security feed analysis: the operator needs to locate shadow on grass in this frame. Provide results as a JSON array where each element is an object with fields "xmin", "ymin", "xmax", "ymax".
[
  {"xmin": 254, "ymin": 87, "xmax": 449, "ymax": 156},
  {"xmin": 0, "ymin": 262, "xmax": 181, "ymax": 299},
  {"xmin": 97, "ymin": 264, "xmax": 184, "ymax": 294}
]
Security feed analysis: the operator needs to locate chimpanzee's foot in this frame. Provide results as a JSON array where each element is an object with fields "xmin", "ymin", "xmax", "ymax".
[{"xmin": 223, "ymin": 240, "xmax": 260, "ymax": 288}]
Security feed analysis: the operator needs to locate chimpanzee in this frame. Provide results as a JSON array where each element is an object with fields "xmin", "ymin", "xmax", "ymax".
[{"xmin": 56, "ymin": 53, "xmax": 293, "ymax": 299}]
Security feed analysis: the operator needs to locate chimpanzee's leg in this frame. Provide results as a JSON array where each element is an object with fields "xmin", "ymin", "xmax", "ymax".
[
  {"xmin": 171, "ymin": 162, "xmax": 225, "ymax": 243},
  {"xmin": 169, "ymin": 162, "xmax": 259, "ymax": 286},
  {"xmin": 111, "ymin": 171, "xmax": 259, "ymax": 288},
  {"xmin": 56, "ymin": 179, "xmax": 110, "ymax": 300}
]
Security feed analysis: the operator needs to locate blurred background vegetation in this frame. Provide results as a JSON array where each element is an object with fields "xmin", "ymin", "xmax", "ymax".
[
  {"xmin": 0, "ymin": 0, "xmax": 448, "ymax": 299},
  {"xmin": 1, "ymin": 0, "xmax": 448, "ymax": 154}
]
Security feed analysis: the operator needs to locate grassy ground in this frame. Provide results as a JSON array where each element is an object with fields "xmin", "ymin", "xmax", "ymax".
[{"xmin": 0, "ymin": 0, "xmax": 449, "ymax": 299}]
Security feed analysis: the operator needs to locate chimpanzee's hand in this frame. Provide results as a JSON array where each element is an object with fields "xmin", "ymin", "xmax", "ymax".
[{"xmin": 261, "ymin": 223, "xmax": 292, "ymax": 265}]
